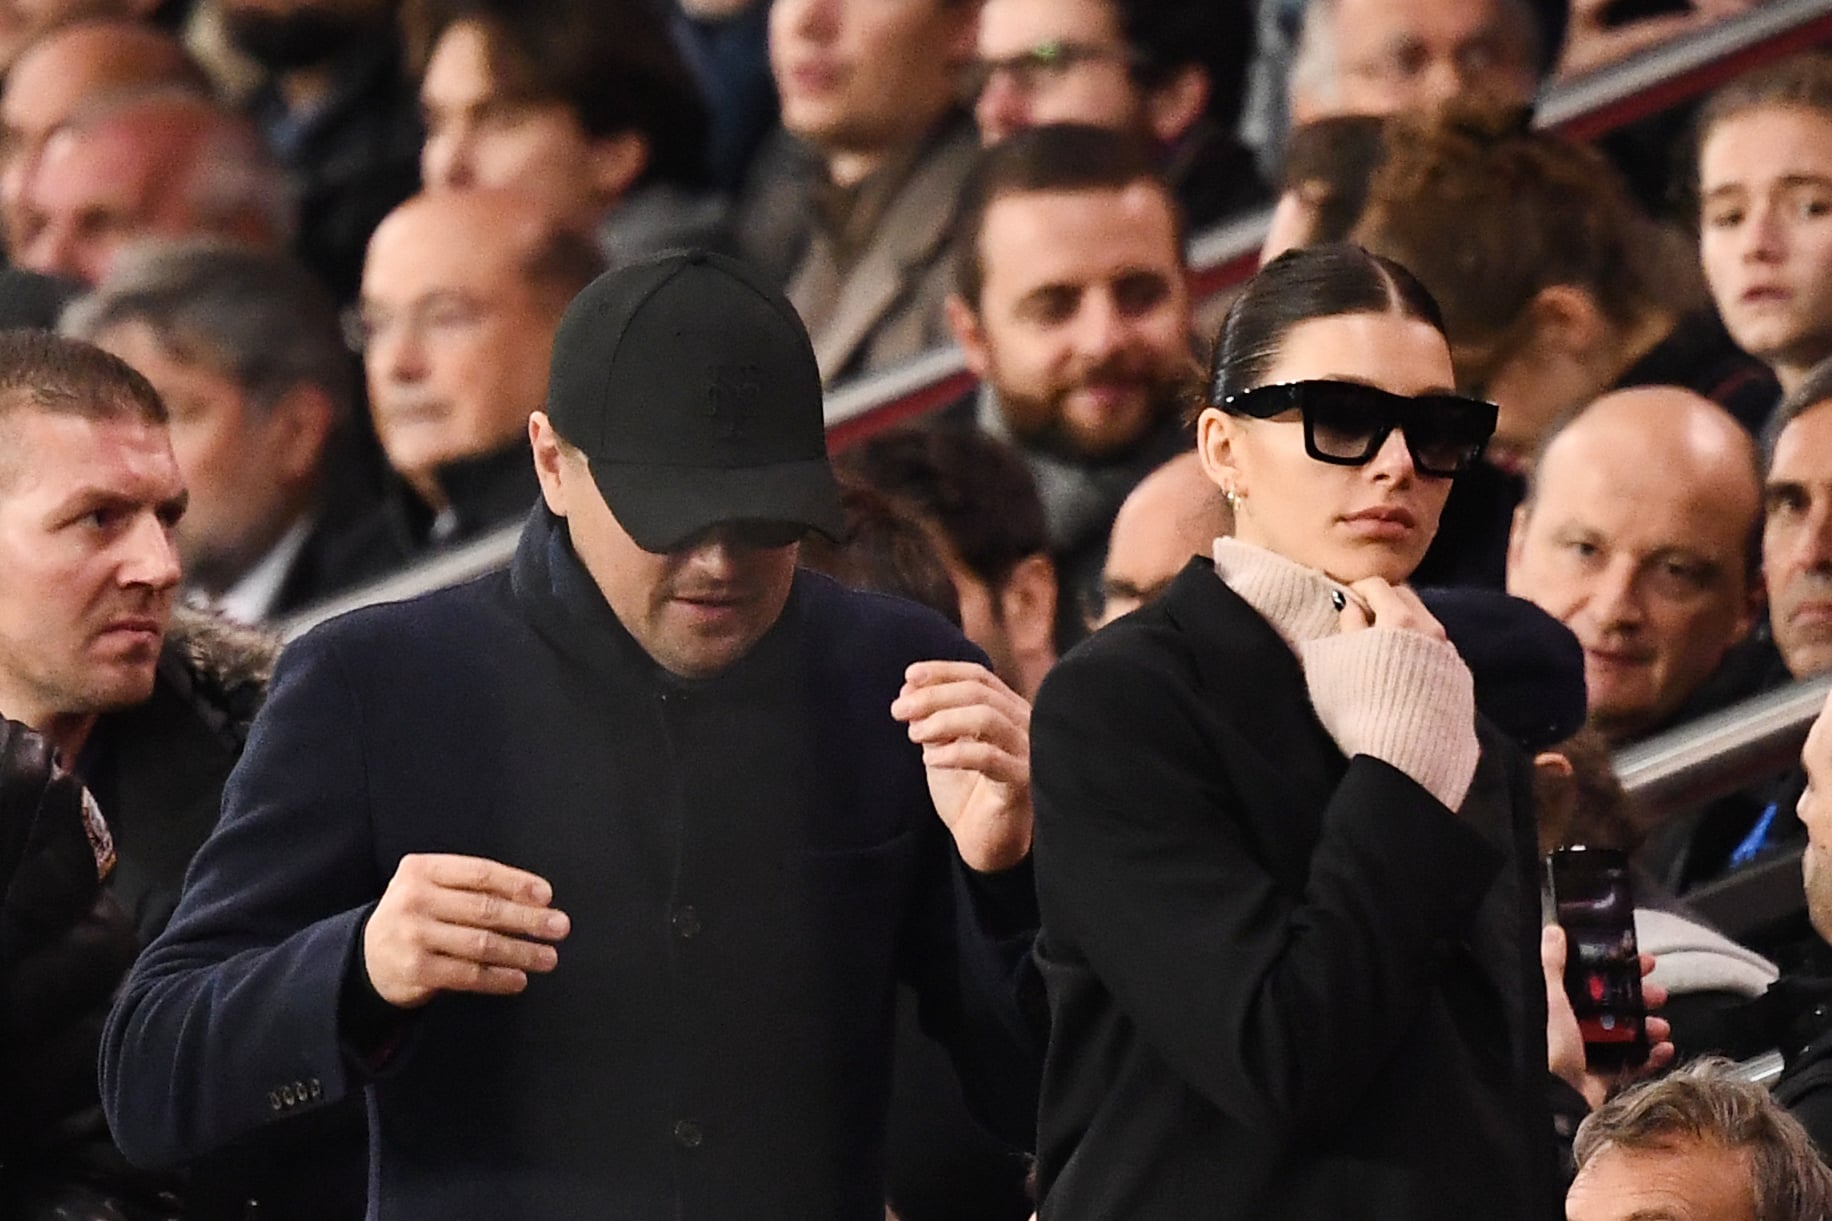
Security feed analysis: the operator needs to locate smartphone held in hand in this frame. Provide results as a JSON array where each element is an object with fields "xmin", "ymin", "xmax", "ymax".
[{"xmin": 1547, "ymin": 845, "xmax": 1649, "ymax": 1071}]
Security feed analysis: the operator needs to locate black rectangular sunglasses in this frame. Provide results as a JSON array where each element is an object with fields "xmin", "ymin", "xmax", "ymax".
[{"xmin": 1220, "ymin": 380, "xmax": 1498, "ymax": 478}]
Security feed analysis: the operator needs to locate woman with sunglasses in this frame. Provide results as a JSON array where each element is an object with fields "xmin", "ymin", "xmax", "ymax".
[{"xmin": 1029, "ymin": 244, "xmax": 1567, "ymax": 1219}]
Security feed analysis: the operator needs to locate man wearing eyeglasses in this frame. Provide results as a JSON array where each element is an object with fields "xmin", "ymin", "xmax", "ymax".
[
  {"xmin": 1289, "ymin": 0, "xmax": 1549, "ymax": 124},
  {"xmin": 339, "ymin": 190, "xmax": 605, "ymax": 583},
  {"xmin": 970, "ymin": 0, "xmax": 1264, "ymax": 229}
]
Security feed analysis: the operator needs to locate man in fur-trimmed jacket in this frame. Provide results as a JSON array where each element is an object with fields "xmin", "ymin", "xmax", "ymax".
[{"xmin": 0, "ymin": 331, "xmax": 362, "ymax": 1220}]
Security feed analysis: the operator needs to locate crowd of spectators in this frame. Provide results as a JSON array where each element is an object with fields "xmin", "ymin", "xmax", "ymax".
[{"xmin": 0, "ymin": 0, "xmax": 1830, "ymax": 1218}]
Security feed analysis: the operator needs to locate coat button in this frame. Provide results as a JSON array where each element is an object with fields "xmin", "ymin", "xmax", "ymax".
[
  {"xmin": 673, "ymin": 1120, "xmax": 703, "ymax": 1149},
  {"xmin": 280, "ymin": 1085, "xmax": 296, "ymax": 1106},
  {"xmin": 308, "ymin": 1079, "xmax": 323, "ymax": 1101},
  {"xmin": 267, "ymin": 1090, "xmax": 283, "ymax": 1112},
  {"xmin": 671, "ymin": 906, "xmax": 702, "ymax": 939}
]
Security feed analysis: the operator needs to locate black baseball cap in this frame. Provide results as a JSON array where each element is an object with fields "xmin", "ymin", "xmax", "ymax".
[{"xmin": 544, "ymin": 249, "xmax": 845, "ymax": 553}]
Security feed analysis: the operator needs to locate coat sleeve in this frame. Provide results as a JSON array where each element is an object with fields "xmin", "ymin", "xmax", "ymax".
[
  {"xmin": 896, "ymin": 829, "xmax": 1043, "ymax": 1154},
  {"xmin": 884, "ymin": 615, "xmax": 1044, "ymax": 1153},
  {"xmin": 100, "ymin": 626, "xmax": 386, "ymax": 1170},
  {"xmin": 1030, "ymin": 638, "xmax": 1506, "ymax": 1142}
]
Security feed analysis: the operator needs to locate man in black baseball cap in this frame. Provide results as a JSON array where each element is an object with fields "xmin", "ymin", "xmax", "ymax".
[{"xmin": 103, "ymin": 250, "xmax": 1043, "ymax": 1219}]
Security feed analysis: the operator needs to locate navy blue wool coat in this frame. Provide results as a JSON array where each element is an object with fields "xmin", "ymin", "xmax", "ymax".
[{"xmin": 103, "ymin": 507, "xmax": 1041, "ymax": 1220}]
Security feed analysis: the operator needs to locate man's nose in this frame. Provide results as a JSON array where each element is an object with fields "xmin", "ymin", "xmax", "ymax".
[
  {"xmin": 1588, "ymin": 558, "xmax": 1645, "ymax": 630},
  {"xmin": 685, "ymin": 532, "xmax": 744, "ymax": 578},
  {"xmin": 20, "ymin": 216, "xmax": 79, "ymax": 282},
  {"xmin": 1798, "ymin": 497, "xmax": 1832, "ymax": 575},
  {"xmin": 372, "ymin": 321, "xmax": 428, "ymax": 385},
  {"xmin": 424, "ymin": 127, "xmax": 476, "ymax": 192},
  {"xmin": 120, "ymin": 512, "xmax": 182, "ymax": 592},
  {"xmin": 1417, "ymin": 57, "xmax": 1467, "ymax": 109},
  {"xmin": 974, "ymin": 72, "xmax": 1027, "ymax": 143},
  {"xmin": 1073, "ymin": 290, "xmax": 1132, "ymax": 360}
]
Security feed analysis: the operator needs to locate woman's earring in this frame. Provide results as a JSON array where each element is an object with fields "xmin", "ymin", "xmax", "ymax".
[{"xmin": 1221, "ymin": 486, "xmax": 1240, "ymax": 508}]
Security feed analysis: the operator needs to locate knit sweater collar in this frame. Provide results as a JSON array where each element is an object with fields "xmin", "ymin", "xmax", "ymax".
[{"xmin": 1210, "ymin": 537, "xmax": 1346, "ymax": 649}]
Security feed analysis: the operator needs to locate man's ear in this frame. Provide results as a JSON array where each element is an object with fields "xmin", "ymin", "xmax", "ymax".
[
  {"xmin": 1526, "ymin": 285, "xmax": 1607, "ymax": 366},
  {"xmin": 946, "ymin": 293, "xmax": 991, "ymax": 379},
  {"xmin": 997, "ymin": 552, "xmax": 1058, "ymax": 659},
  {"xmin": 1145, "ymin": 64, "xmax": 1210, "ymax": 145},
  {"xmin": 586, "ymin": 131, "xmax": 650, "ymax": 208},
  {"xmin": 1532, "ymin": 750, "xmax": 1577, "ymax": 855},
  {"xmin": 529, "ymin": 411, "xmax": 570, "ymax": 515},
  {"xmin": 1504, "ymin": 502, "xmax": 1532, "ymax": 591},
  {"xmin": 263, "ymin": 383, "xmax": 335, "ymax": 487}
]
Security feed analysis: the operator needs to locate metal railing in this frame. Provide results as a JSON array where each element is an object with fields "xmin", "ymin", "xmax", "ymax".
[
  {"xmin": 1614, "ymin": 674, "xmax": 1829, "ymax": 941},
  {"xmin": 280, "ymin": 520, "xmax": 522, "ymax": 640},
  {"xmin": 1617, "ymin": 673, "xmax": 1831, "ymax": 820}
]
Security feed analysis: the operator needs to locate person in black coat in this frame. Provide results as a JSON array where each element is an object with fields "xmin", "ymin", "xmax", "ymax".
[
  {"xmin": 101, "ymin": 251, "xmax": 1043, "ymax": 1220},
  {"xmin": 1029, "ymin": 244, "xmax": 1666, "ymax": 1220},
  {"xmin": 0, "ymin": 717, "xmax": 156, "ymax": 1219}
]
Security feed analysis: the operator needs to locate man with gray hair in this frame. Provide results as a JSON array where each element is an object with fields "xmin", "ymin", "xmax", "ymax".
[
  {"xmin": 63, "ymin": 239, "xmax": 363, "ymax": 622},
  {"xmin": 1565, "ymin": 1058, "xmax": 1832, "ymax": 1221},
  {"xmin": 1763, "ymin": 359, "xmax": 1832, "ymax": 685},
  {"xmin": 14, "ymin": 91, "xmax": 294, "ymax": 286}
]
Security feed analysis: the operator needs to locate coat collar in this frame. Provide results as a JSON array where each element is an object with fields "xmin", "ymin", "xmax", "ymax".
[{"xmin": 1152, "ymin": 556, "xmax": 1342, "ymax": 815}]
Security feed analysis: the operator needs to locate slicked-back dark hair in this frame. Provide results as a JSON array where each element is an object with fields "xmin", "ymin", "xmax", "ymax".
[
  {"xmin": 1204, "ymin": 242, "xmax": 1445, "ymax": 409},
  {"xmin": 403, "ymin": 0, "xmax": 711, "ymax": 189},
  {"xmin": 0, "ymin": 329, "xmax": 164, "ymax": 425},
  {"xmin": 838, "ymin": 425, "xmax": 1047, "ymax": 592},
  {"xmin": 952, "ymin": 123, "xmax": 1181, "ymax": 308}
]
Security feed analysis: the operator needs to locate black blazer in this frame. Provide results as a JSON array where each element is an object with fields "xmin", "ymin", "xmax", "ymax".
[{"xmin": 1031, "ymin": 559, "xmax": 1559, "ymax": 1220}]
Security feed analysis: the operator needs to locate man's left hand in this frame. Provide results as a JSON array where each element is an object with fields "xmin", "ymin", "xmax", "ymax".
[{"xmin": 890, "ymin": 661, "xmax": 1032, "ymax": 873}]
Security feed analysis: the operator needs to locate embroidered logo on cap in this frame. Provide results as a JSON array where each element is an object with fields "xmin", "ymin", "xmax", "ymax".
[{"xmin": 707, "ymin": 361, "xmax": 762, "ymax": 442}]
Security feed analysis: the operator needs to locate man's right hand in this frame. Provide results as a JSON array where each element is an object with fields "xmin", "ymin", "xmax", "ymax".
[{"xmin": 363, "ymin": 854, "xmax": 569, "ymax": 1009}]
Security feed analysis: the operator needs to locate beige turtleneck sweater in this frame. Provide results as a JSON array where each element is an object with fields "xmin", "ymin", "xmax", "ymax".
[{"xmin": 1211, "ymin": 537, "xmax": 1480, "ymax": 811}]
